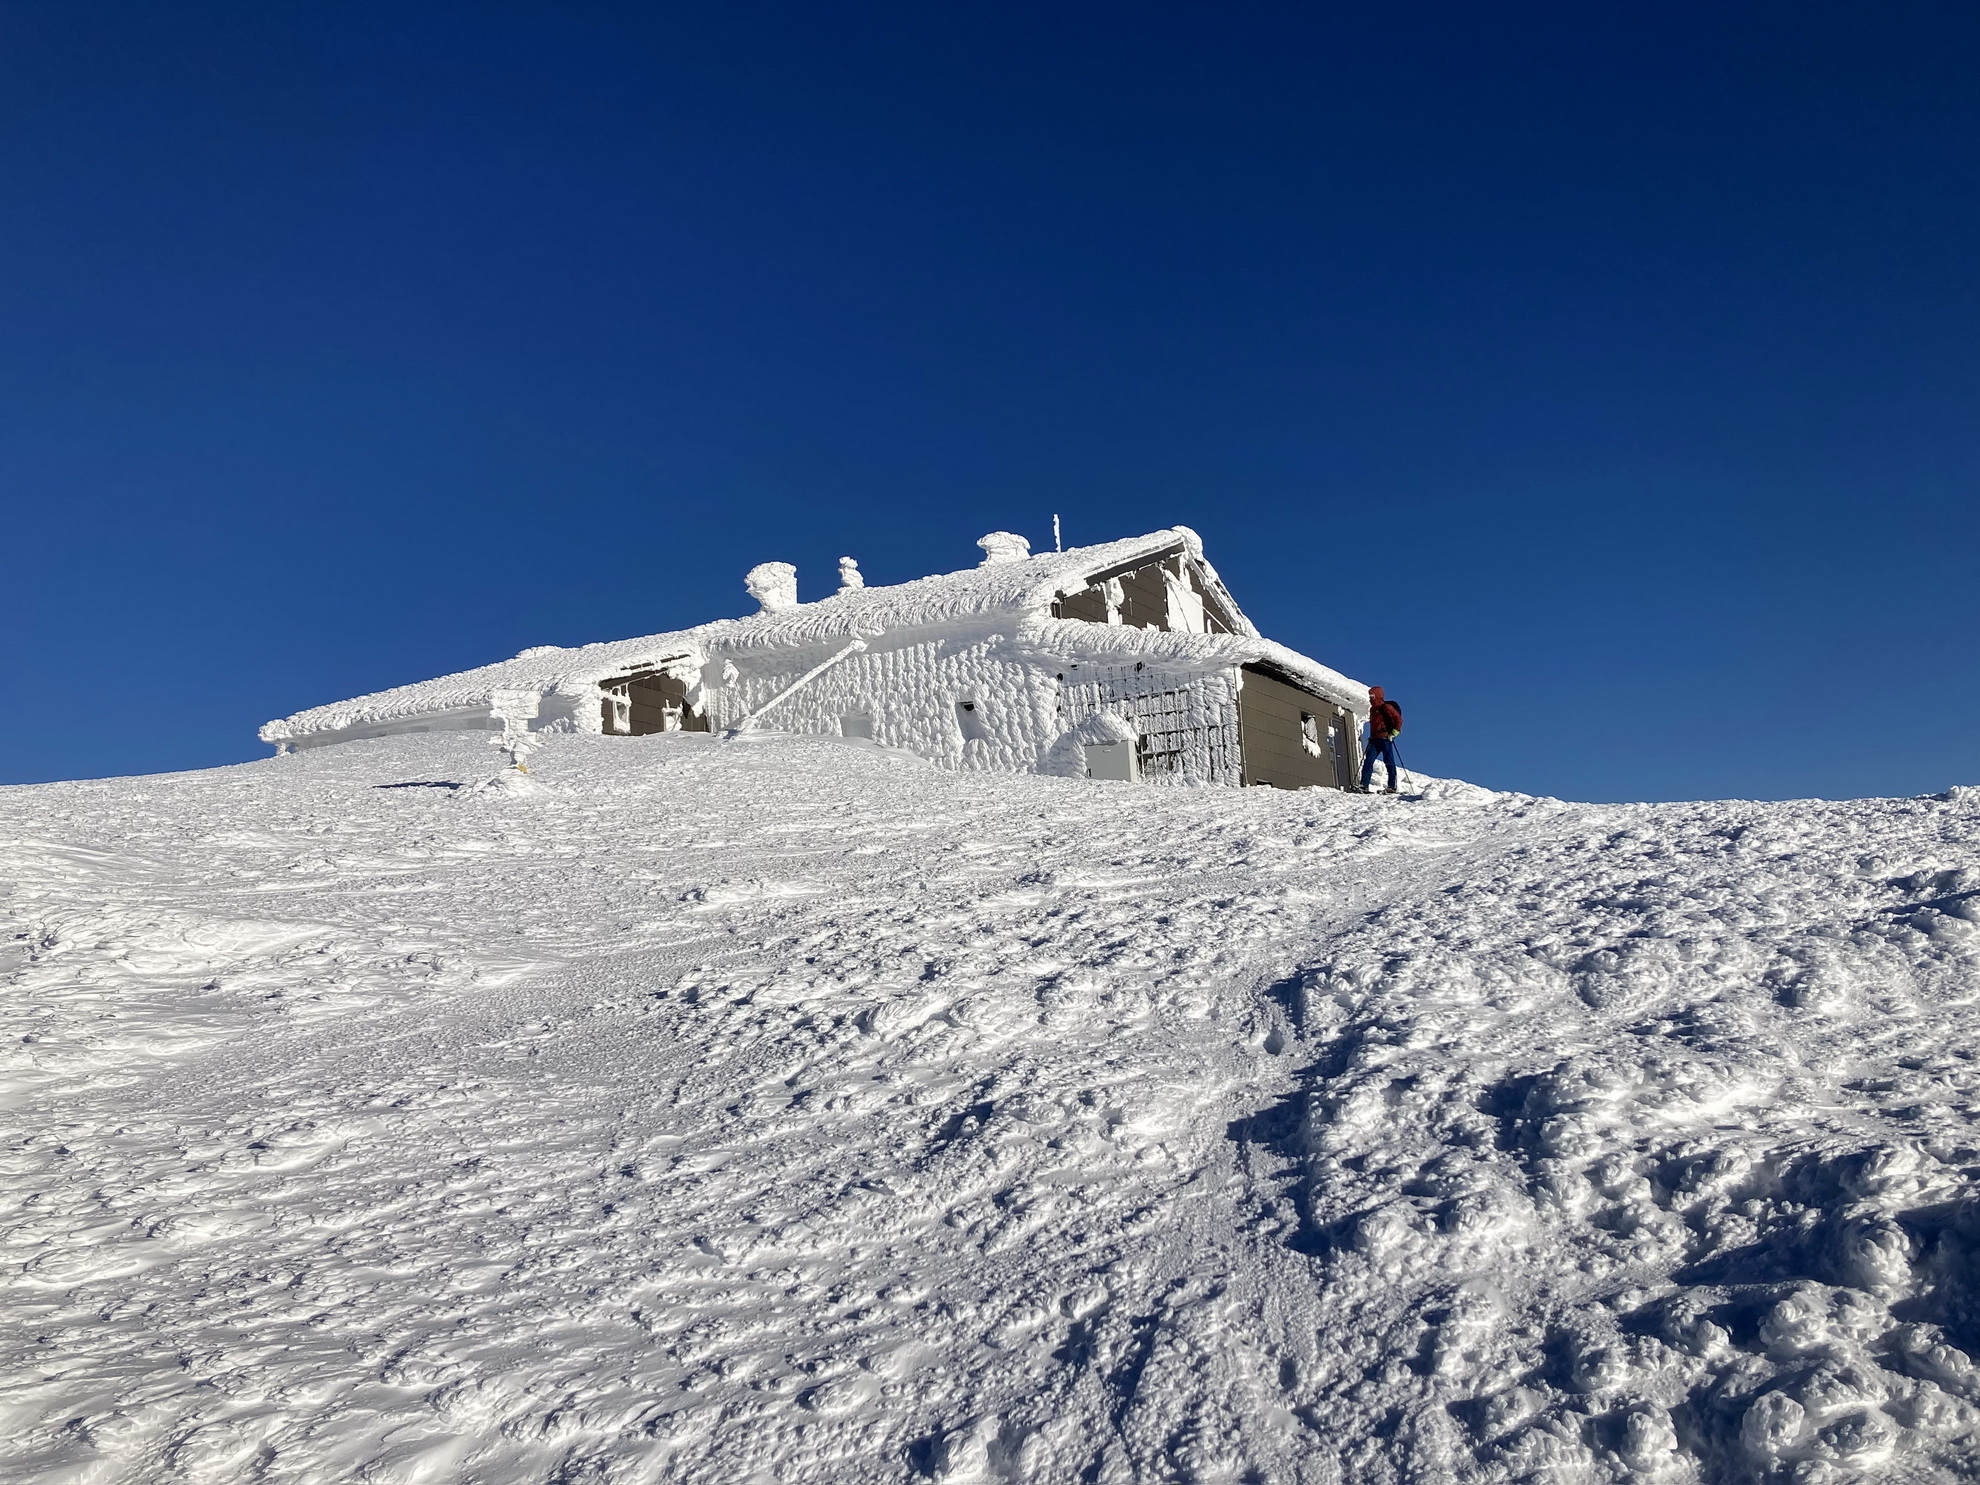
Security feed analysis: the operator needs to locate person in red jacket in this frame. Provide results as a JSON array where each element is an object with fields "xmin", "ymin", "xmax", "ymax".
[{"xmin": 1358, "ymin": 685, "xmax": 1403, "ymax": 793}]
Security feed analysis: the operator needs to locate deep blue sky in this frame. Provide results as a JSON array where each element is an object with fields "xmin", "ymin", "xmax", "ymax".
[{"xmin": 4, "ymin": 2, "xmax": 1976, "ymax": 800}]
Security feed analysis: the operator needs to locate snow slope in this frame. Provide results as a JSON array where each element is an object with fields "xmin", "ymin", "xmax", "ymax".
[{"xmin": 5, "ymin": 733, "xmax": 1980, "ymax": 1484}]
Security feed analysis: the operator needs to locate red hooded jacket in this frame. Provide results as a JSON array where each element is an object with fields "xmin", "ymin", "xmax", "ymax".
[{"xmin": 1368, "ymin": 687, "xmax": 1402, "ymax": 741}]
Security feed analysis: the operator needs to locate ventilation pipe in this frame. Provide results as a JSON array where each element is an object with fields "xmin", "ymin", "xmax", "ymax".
[
  {"xmin": 745, "ymin": 562, "xmax": 800, "ymax": 614},
  {"xmin": 976, "ymin": 532, "xmax": 1031, "ymax": 566}
]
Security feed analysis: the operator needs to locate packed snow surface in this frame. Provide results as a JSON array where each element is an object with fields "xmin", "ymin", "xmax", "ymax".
[{"xmin": 6, "ymin": 734, "xmax": 1980, "ymax": 1484}]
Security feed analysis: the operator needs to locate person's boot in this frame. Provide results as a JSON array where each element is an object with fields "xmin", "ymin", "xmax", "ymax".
[{"xmin": 1383, "ymin": 785, "xmax": 1400, "ymax": 794}]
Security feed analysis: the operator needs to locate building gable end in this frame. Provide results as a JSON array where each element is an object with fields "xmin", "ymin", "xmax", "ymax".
[{"xmin": 1048, "ymin": 544, "xmax": 1253, "ymax": 637}]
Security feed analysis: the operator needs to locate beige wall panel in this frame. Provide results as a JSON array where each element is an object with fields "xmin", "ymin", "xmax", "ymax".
[
  {"xmin": 627, "ymin": 675, "xmax": 711, "ymax": 735},
  {"xmin": 1237, "ymin": 665, "xmax": 1351, "ymax": 789},
  {"xmin": 1116, "ymin": 564, "xmax": 1170, "ymax": 629},
  {"xmin": 1053, "ymin": 589, "xmax": 1110, "ymax": 623}
]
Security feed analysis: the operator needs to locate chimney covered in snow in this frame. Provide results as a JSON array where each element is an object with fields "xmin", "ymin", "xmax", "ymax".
[
  {"xmin": 837, "ymin": 556, "xmax": 864, "ymax": 592},
  {"xmin": 976, "ymin": 531, "xmax": 1031, "ymax": 566},
  {"xmin": 745, "ymin": 561, "xmax": 799, "ymax": 614}
]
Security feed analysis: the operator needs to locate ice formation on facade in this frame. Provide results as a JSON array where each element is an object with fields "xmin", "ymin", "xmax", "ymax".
[{"xmin": 258, "ymin": 527, "xmax": 1371, "ymax": 790}]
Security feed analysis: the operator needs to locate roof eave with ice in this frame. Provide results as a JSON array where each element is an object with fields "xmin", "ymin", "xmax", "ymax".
[
  {"xmin": 1012, "ymin": 620, "xmax": 1368, "ymax": 715},
  {"xmin": 259, "ymin": 527, "xmax": 1348, "ymax": 740}
]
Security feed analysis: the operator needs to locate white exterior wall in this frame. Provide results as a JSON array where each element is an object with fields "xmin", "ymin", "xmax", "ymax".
[
  {"xmin": 702, "ymin": 628, "xmax": 1244, "ymax": 785},
  {"xmin": 708, "ymin": 630, "xmax": 1058, "ymax": 773}
]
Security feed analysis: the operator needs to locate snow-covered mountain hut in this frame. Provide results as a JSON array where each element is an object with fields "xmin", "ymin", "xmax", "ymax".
[{"xmin": 260, "ymin": 527, "xmax": 1369, "ymax": 789}]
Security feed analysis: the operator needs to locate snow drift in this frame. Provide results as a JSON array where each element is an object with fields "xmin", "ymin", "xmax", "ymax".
[{"xmin": 5, "ymin": 733, "xmax": 1980, "ymax": 1484}]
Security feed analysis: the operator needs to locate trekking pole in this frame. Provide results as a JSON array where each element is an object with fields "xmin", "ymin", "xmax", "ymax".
[{"xmin": 1392, "ymin": 741, "xmax": 1419, "ymax": 795}]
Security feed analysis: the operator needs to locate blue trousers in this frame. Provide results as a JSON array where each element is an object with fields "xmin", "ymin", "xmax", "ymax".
[{"xmin": 1361, "ymin": 735, "xmax": 1398, "ymax": 790}]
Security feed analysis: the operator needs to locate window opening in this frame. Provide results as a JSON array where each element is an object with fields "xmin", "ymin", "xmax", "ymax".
[{"xmin": 955, "ymin": 700, "xmax": 990, "ymax": 741}]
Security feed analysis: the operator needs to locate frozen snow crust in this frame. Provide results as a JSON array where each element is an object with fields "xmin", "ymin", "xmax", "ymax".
[{"xmin": 6, "ymin": 736, "xmax": 1980, "ymax": 1485}]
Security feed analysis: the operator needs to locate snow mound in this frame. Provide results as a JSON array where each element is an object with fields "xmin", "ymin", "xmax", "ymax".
[{"xmin": 4, "ymin": 735, "xmax": 1980, "ymax": 1484}]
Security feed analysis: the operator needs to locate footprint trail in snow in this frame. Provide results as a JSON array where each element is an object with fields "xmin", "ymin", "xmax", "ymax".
[{"xmin": 4, "ymin": 731, "xmax": 1980, "ymax": 1483}]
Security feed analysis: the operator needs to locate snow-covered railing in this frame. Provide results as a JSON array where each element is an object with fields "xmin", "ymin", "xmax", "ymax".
[{"xmin": 724, "ymin": 638, "xmax": 870, "ymax": 737}]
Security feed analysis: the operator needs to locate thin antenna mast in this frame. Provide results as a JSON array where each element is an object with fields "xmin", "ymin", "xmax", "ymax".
[{"xmin": 1053, "ymin": 513, "xmax": 1062, "ymax": 552}]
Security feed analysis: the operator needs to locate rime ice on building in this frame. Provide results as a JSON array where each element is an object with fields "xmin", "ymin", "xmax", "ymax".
[{"xmin": 259, "ymin": 527, "xmax": 1369, "ymax": 789}]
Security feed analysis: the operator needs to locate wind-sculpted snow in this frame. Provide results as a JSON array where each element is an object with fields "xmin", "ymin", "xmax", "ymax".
[{"xmin": 4, "ymin": 735, "xmax": 1979, "ymax": 1484}]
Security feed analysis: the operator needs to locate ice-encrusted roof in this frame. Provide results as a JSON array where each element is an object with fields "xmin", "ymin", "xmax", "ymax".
[{"xmin": 262, "ymin": 527, "xmax": 1366, "ymax": 740}]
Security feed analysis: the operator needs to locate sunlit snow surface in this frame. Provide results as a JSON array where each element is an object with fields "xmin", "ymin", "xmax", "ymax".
[{"xmin": 6, "ymin": 733, "xmax": 1980, "ymax": 1484}]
